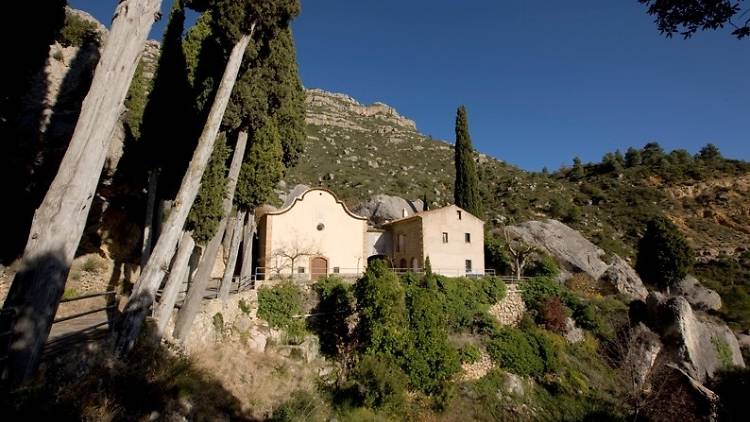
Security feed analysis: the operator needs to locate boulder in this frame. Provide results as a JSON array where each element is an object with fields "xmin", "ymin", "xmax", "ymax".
[
  {"xmin": 501, "ymin": 372, "xmax": 526, "ymax": 397},
  {"xmin": 647, "ymin": 296, "xmax": 744, "ymax": 383},
  {"xmin": 506, "ymin": 220, "xmax": 648, "ymax": 300},
  {"xmin": 599, "ymin": 255, "xmax": 648, "ymax": 301},
  {"xmin": 506, "ymin": 219, "xmax": 610, "ymax": 279},
  {"xmin": 355, "ymin": 194, "xmax": 424, "ymax": 224},
  {"xmin": 673, "ymin": 275, "xmax": 722, "ymax": 312},
  {"xmin": 563, "ymin": 317, "xmax": 584, "ymax": 344}
]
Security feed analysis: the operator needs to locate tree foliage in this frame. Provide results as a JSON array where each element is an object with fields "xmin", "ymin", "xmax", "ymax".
[
  {"xmin": 57, "ymin": 12, "xmax": 101, "ymax": 47},
  {"xmin": 186, "ymin": 134, "xmax": 230, "ymax": 244},
  {"xmin": 453, "ymin": 106, "xmax": 482, "ymax": 217},
  {"xmin": 638, "ymin": 0, "xmax": 750, "ymax": 39},
  {"xmin": 235, "ymin": 119, "xmax": 285, "ymax": 209},
  {"xmin": 635, "ymin": 216, "xmax": 694, "ymax": 289}
]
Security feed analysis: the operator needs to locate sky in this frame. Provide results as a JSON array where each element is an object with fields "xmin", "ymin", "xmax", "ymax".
[{"xmin": 69, "ymin": 0, "xmax": 749, "ymax": 171}]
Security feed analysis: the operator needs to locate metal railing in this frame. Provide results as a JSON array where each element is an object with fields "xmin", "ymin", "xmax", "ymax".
[{"xmin": 45, "ymin": 291, "xmax": 117, "ymax": 347}]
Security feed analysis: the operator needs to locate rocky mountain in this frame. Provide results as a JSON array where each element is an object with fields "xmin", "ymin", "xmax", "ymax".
[{"xmin": 287, "ymin": 89, "xmax": 750, "ymax": 263}]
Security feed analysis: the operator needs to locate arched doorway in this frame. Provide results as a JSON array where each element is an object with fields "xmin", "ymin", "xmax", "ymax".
[
  {"xmin": 399, "ymin": 258, "xmax": 407, "ymax": 270},
  {"xmin": 310, "ymin": 257, "xmax": 328, "ymax": 280}
]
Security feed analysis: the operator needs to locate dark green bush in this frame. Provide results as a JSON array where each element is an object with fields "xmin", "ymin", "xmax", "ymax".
[
  {"xmin": 351, "ymin": 355, "xmax": 408, "ymax": 412},
  {"xmin": 635, "ymin": 216, "xmax": 694, "ymax": 290},
  {"xmin": 257, "ymin": 281, "xmax": 304, "ymax": 331},
  {"xmin": 312, "ymin": 276, "xmax": 354, "ymax": 357},
  {"xmin": 485, "ymin": 327, "xmax": 560, "ymax": 377},
  {"xmin": 436, "ymin": 275, "xmax": 506, "ymax": 329},
  {"xmin": 520, "ymin": 277, "xmax": 596, "ymax": 330},
  {"xmin": 527, "ymin": 254, "xmax": 561, "ymax": 279}
]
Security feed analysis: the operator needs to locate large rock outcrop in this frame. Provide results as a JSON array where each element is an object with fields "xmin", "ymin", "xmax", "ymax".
[
  {"xmin": 645, "ymin": 293, "xmax": 745, "ymax": 383},
  {"xmin": 355, "ymin": 194, "xmax": 424, "ymax": 224},
  {"xmin": 506, "ymin": 219, "xmax": 647, "ymax": 300},
  {"xmin": 673, "ymin": 275, "xmax": 722, "ymax": 312}
]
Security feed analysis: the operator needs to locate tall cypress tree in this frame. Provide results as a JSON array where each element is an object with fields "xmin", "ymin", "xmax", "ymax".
[{"xmin": 453, "ymin": 106, "xmax": 482, "ymax": 216}]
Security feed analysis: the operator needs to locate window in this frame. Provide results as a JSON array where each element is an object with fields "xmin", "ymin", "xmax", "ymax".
[
  {"xmin": 457, "ymin": 210, "xmax": 462, "ymax": 220},
  {"xmin": 465, "ymin": 233, "xmax": 471, "ymax": 243},
  {"xmin": 298, "ymin": 267, "xmax": 305, "ymax": 274},
  {"xmin": 317, "ymin": 223, "xmax": 325, "ymax": 231},
  {"xmin": 333, "ymin": 267, "xmax": 340, "ymax": 274},
  {"xmin": 397, "ymin": 233, "xmax": 406, "ymax": 252},
  {"xmin": 442, "ymin": 232, "xmax": 449, "ymax": 243},
  {"xmin": 465, "ymin": 260, "xmax": 472, "ymax": 273}
]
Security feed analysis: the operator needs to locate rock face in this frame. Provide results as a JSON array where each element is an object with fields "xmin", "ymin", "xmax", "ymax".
[
  {"xmin": 599, "ymin": 255, "xmax": 649, "ymax": 301},
  {"xmin": 673, "ymin": 275, "xmax": 722, "ymax": 312},
  {"xmin": 354, "ymin": 194, "xmax": 424, "ymax": 224},
  {"xmin": 506, "ymin": 219, "xmax": 648, "ymax": 300},
  {"xmin": 626, "ymin": 323, "xmax": 663, "ymax": 388},
  {"xmin": 563, "ymin": 317, "xmax": 584, "ymax": 344},
  {"xmin": 305, "ymin": 88, "xmax": 417, "ymax": 132},
  {"xmin": 489, "ymin": 284, "xmax": 526, "ymax": 327},
  {"xmin": 646, "ymin": 293, "xmax": 745, "ymax": 383}
]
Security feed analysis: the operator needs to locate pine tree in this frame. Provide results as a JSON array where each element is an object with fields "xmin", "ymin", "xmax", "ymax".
[
  {"xmin": 642, "ymin": 142, "xmax": 665, "ymax": 166},
  {"xmin": 625, "ymin": 147, "xmax": 642, "ymax": 167},
  {"xmin": 636, "ymin": 216, "xmax": 694, "ymax": 290},
  {"xmin": 571, "ymin": 156, "xmax": 585, "ymax": 179},
  {"xmin": 453, "ymin": 106, "xmax": 482, "ymax": 216},
  {"xmin": 698, "ymin": 143, "xmax": 722, "ymax": 162}
]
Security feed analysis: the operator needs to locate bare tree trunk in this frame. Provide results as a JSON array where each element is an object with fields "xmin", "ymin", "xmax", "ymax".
[
  {"xmin": 154, "ymin": 232, "xmax": 194, "ymax": 337},
  {"xmin": 239, "ymin": 210, "xmax": 256, "ymax": 282},
  {"xmin": 222, "ymin": 212, "xmax": 237, "ymax": 260},
  {"xmin": 115, "ymin": 31, "xmax": 253, "ymax": 356},
  {"xmin": 0, "ymin": 0, "xmax": 162, "ymax": 386},
  {"xmin": 219, "ymin": 210, "xmax": 245, "ymax": 300},
  {"xmin": 140, "ymin": 169, "xmax": 159, "ymax": 269},
  {"xmin": 155, "ymin": 199, "xmax": 172, "ymax": 241},
  {"xmin": 172, "ymin": 130, "xmax": 249, "ymax": 339}
]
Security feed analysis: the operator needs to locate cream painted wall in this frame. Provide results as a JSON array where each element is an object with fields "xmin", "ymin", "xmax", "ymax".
[
  {"xmin": 421, "ymin": 205, "xmax": 485, "ymax": 277},
  {"xmin": 260, "ymin": 190, "xmax": 368, "ymax": 279}
]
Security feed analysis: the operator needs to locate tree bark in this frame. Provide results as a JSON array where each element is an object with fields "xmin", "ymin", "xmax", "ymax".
[
  {"xmin": 115, "ymin": 31, "xmax": 253, "ymax": 356},
  {"xmin": 222, "ymin": 211, "xmax": 237, "ymax": 260},
  {"xmin": 239, "ymin": 210, "xmax": 256, "ymax": 283},
  {"xmin": 219, "ymin": 210, "xmax": 245, "ymax": 300},
  {"xmin": 172, "ymin": 130, "xmax": 249, "ymax": 339},
  {"xmin": 154, "ymin": 232, "xmax": 194, "ymax": 337},
  {"xmin": 0, "ymin": 0, "xmax": 162, "ymax": 386},
  {"xmin": 140, "ymin": 169, "xmax": 159, "ymax": 270}
]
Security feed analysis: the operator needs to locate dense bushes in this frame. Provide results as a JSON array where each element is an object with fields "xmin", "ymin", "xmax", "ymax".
[
  {"xmin": 57, "ymin": 13, "xmax": 100, "ymax": 47},
  {"xmin": 435, "ymin": 275, "xmax": 506, "ymax": 330},
  {"xmin": 350, "ymin": 355, "xmax": 409, "ymax": 412},
  {"xmin": 520, "ymin": 277, "xmax": 597, "ymax": 331},
  {"xmin": 257, "ymin": 281, "xmax": 305, "ymax": 343},
  {"xmin": 635, "ymin": 216, "xmax": 694, "ymax": 290},
  {"xmin": 311, "ymin": 276, "xmax": 354, "ymax": 357},
  {"xmin": 485, "ymin": 326, "xmax": 559, "ymax": 377}
]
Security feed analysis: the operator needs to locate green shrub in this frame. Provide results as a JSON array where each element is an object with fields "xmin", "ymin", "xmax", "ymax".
[
  {"xmin": 62, "ymin": 288, "xmax": 79, "ymax": 300},
  {"xmin": 212, "ymin": 312, "xmax": 224, "ymax": 333},
  {"xmin": 80, "ymin": 257, "xmax": 102, "ymax": 273},
  {"xmin": 635, "ymin": 216, "xmax": 694, "ymax": 290},
  {"xmin": 436, "ymin": 275, "xmax": 505, "ymax": 330},
  {"xmin": 58, "ymin": 13, "xmax": 100, "ymax": 47},
  {"xmin": 458, "ymin": 344, "xmax": 482, "ymax": 364},
  {"xmin": 312, "ymin": 276, "xmax": 354, "ymax": 357},
  {"xmin": 351, "ymin": 355, "xmax": 408, "ymax": 412},
  {"xmin": 527, "ymin": 254, "xmax": 561, "ymax": 279},
  {"xmin": 486, "ymin": 327, "xmax": 544, "ymax": 377},
  {"xmin": 520, "ymin": 277, "xmax": 596, "ymax": 330},
  {"xmin": 258, "ymin": 281, "xmax": 304, "ymax": 330}
]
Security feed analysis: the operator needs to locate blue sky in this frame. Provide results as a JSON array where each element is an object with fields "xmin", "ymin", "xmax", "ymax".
[{"xmin": 70, "ymin": 0, "xmax": 749, "ymax": 171}]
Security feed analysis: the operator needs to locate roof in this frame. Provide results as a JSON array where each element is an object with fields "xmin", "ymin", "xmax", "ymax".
[
  {"xmin": 262, "ymin": 187, "xmax": 368, "ymax": 221},
  {"xmin": 382, "ymin": 204, "xmax": 484, "ymax": 227}
]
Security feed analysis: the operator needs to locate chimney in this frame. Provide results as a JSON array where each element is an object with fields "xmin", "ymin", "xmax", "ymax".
[{"xmin": 402, "ymin": 208, "xmax": 408, "ymax": 218}]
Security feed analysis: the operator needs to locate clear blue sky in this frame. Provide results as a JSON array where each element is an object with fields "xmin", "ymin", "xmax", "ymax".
[{"xmin": 70, "ymin": 0, "xmax": 749, "ymax": 171}]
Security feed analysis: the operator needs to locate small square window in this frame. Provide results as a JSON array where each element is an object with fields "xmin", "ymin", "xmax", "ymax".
[
  {"xmin": 465, "ymin": 260, "xmax": 472, "ymax": 273},
  {"xmin": 465, "ymin": 233, "xmax": 471, "ymax": 243},
  {"xmin": 333, "ymin": 267, "xmax": 340, "ymax": 274},
  {"xmin": 298, "ymin": 267, "xmax": 305, "ymax": 274},
  {"xmin": 442, "ymin": 232, "xmax": 449, "ymax": 243}
]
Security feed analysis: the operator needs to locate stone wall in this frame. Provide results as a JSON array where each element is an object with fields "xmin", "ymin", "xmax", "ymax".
[{"xmin": 489, "ymin": 284, "xmax": 526, "ymax": 327}]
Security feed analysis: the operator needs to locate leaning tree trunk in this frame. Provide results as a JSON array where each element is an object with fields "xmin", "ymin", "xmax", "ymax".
[
  {"xmin": 172, "ymin": 130, "xmax": 248, "ymax": 339},
  {"xmin": 222, "ymin": 212, "xmax": 237, "ymax": 260},
  {"xmin": 140, "ymin": 169, "xmax": 159, "ymax": 269},
  {"xmin": 0, "ymin": 0, "xmax": 162, "ymax": 386},
  {"xmin": 154, "ymin": 231, "xmax": 194, "ymax": 336},
  {"xmin": 239, "ymin": 210, "xmax": 256, "ymax": 282},
  {"xmin": 219, "ymin": 210, "xmax": 246, "ymax": 300},
  {"xmin": 115, "ymin": 31, "xmax": 253, "ymax": 356}
]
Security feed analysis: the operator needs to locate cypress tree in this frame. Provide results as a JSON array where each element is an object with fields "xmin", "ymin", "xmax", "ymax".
[
  {"xmin": 186, "ymin": 133, "xmax": 230, "ymax": 244},
  {"xmin": 139, "ymin": 0, "xmax": 195, "ymax": 199},
  {"xmin": 453, "ymin": 106, "xmax": 482, "ymax": 216},
  {"xmin": 235, "ymin": 119, "xmax": 285, "ymax": 209}
]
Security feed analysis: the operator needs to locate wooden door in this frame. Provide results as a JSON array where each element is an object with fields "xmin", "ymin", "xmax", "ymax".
[{"xmin": 311, "ymin": 257, "xmax": 328, "ymax": 280}]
